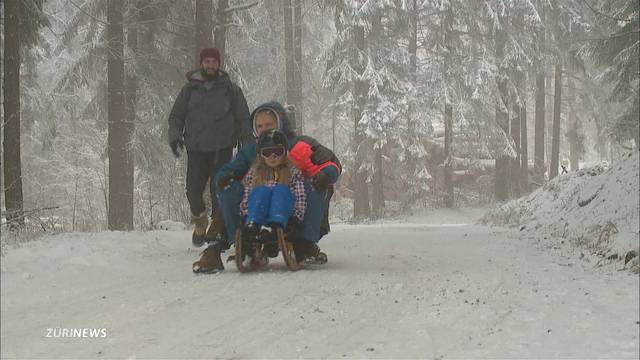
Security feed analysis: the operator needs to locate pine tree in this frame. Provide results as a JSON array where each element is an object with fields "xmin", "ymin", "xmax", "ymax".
[
  {"xmin": 2, "ymin": 0, "xmax": 49, "ymax": 226},
  {"xmin": 586, "ymin": 0, "xmax": 639, "ymax": 147},
  {"xmin": 533, "ymin": 0, "xmax": 547, "ymax": 185},
  {"xmin": 106, "ymin": 0, "xmax": 131, "ymax": 230},
  {"xmin": 324, "ymin": 0, "xmax": 415, "ymax": 218}
]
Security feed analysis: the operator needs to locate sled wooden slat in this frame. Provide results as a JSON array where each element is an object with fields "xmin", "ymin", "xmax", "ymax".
[{"xmin": 277, "ymin": 228, "xmax": 302, "ymax": 271}]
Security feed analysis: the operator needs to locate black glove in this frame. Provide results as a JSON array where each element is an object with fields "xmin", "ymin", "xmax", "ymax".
[
  {"xmin": 310, "ymin": 144, "xmax": 334, "ymax": 165},
  {"xmin": 170, "ymin": 139, "xmax": 184, "ymax": 158},
  {"xmin": 311, "ymin": 171, "xmax": 330, "ymax": 192},
  {"xmin": 217, "ymin": 172, "xmax": 237, "ymax": 189}
]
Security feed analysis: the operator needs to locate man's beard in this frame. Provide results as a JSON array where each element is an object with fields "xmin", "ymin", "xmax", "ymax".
[{"xmin": 201, "ymin": 68, "xmax": 219, "ymax": 81}]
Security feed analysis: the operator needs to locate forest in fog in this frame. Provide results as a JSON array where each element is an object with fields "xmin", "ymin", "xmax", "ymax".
[{"xmin": 1, "ymin": 0, "xmax": 638, "ymax": 231}]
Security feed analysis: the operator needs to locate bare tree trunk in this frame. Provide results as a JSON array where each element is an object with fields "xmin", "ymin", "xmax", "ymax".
[
  {"xmin": 368, "ymin": 13, "xmax": 385, "ymax": 216},
  {"xmin": 494, "ymin": 24, "xmax": 510, "ymax": 201},
  {"xmin": 195, "ymin": 0, "xmax": 213, "ymax": 65},
  {"xmin": 293, "ymin": 0, "xmax": 303, "ymax": 133},
  {"xmin": 550, "ymin": 63, "xmax": 562, "ymax": 179},
  {"xmin": 534, "ymin": 73, "xmax": 545, "ymax": 183},
  {"xmin": 510, "ymin": 8, "xmax": 526, "ymax": 196},
  {"xmin": 520, "ymin": 101, "xmax": 529, "ymax": 192},
  {"xmin": 331, "ymin": 106, "xmax": 336, "ymax": 151},
  {"xmin": 442, "ymin": 5, "xmax": 455, "ymax": 208},
  {"xmin": 401, "ymin": 0, "xmax": 418, "ymax": 210},
  {"xmin": 72, "ymin": 178, "xmax": 78, "ymax": 231},
  {"xmin": 533, "ymin": 0, "xmax": 546, "ymax": 185},
  {"xmin": 99, "ymin": 163, "xmax": 109, "ymax": 228},
  {"xmin": 330, "ymin": 0, "xmax": 342, "ymax": 152},
  {"xmin": 214, "ymin": 0, "xmax": 228, "ymax": 67},
  {"xmin": 371, "ymin": 146, "xmax": 384, "ymax": 217},
  {"xmin": 2, "ymin": 0, "xmax": 24, "ymax": 226},
  {"xmin": 594, "ymin": 110, "xmax": 607, "ymax": 160},
  {"xmin": 353, "ymin": 166, "xmax": 370, "ymax": 218},
  {"xmin": 283, "ymin": 0, "xmax": 295, "ymax": 110},
  {"xmin": 124, "ymin": 8, "xmax": 138, "ymax": 230},
  {"xmin": 549, "ymin": 0, "xmax": 563, "ymax": 179},
  {"xmin": 567, "ymin": 72, "xmax": 578, "ymax": 171},
  {"xmin": 353, "ymin": 19, "xmax": 370, "ymax": 218},
  {"xmin": 545, "ymin": 65, "xmax": 553, "ymax": 175},
  {"xmin": 107, "ymin": 0, "xmax": 131, "ymax": 230},
  {"xmin": 511, "ymin": 102, "xmax": 521, "ymax": 197},
  {"xmin": 444, "ymin": 104, "xmax": 454, "ymax": 207}
]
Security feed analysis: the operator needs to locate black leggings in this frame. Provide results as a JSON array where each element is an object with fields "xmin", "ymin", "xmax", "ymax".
[{"xmin": 186, "ymin": 148, "xmax": 233, "ymax": 216}]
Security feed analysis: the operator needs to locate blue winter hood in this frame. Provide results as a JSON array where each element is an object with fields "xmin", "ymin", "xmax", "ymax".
[{"xmin": 249, "ymin": 101, "xmax": 296, "ymax": 140}]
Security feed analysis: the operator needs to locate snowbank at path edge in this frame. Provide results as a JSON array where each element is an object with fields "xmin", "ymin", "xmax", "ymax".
[{"xmin": 481, "ymin": 150, "xmax": 639, "ymax": 272}]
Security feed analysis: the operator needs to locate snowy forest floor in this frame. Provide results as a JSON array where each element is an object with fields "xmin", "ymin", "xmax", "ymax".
[{"xmin": 1, "ymin": 208, "xmax": 638, "ymax": 359}]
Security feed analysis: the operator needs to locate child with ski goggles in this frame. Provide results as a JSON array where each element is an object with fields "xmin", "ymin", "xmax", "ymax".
[
  {"xmin": 260, "ymin": 146, "xmax": 286, "ymax": 159},
  {"xmin": 239, "ymin": 129, "xmax": 306, "ymax": 246}
]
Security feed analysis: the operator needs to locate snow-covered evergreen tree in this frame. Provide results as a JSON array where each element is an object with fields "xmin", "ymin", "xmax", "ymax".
[
  {"xmin": 324, "ymin": 0, "xmax": 426, "ymax": 217},
  {"xmin": 582, "ymin": 0, "xmax": 638, "ymax": 146}
]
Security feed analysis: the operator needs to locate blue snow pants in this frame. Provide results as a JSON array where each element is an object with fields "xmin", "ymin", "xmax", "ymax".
[
  {"xmin": 217, "ymin": 181, "xmax": 331, "ymax": 246},
  {"xmin": 245, "ymin": 184, "xmax": 294, "ymax": 228}
]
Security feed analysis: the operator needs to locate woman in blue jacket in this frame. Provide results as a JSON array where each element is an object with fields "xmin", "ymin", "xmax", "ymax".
[{"xmin": 192, "ymin": 101, "xmax": 341, "ymax": 273}]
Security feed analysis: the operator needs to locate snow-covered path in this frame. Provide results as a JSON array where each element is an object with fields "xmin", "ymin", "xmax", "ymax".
[{"xmin": 2, "ymin": 210, "xmax": 638, "ymax": 359}]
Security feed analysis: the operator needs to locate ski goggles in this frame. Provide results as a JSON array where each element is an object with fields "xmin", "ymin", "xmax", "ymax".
[{"xmin": 260, "ymin": 146, "xmax": 286, "ymax": 159}]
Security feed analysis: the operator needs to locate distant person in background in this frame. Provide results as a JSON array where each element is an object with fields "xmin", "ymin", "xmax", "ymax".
[
  {"xmin": 167, "ymin": 47, "xmax": 252, "ymax": 248},
  {"xmin": 561, "ymin": 158, "xmax": 570, "ymax": 174}
]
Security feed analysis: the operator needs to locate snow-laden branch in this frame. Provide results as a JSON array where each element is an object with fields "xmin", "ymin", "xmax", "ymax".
[
  {"xmin": 68, "ymin": 0, "xmax": 108, "ymax": 26},
  {"xmin": 224, "ymin": 1, "xmax": 259, "ymax": 14}
]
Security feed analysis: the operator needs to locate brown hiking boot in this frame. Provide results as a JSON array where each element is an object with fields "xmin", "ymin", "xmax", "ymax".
[
  {"xmin": 192, "ymin": 243, "xmax": 224, "ymax": 273},
  {"xmin": 205, "ymin": 210, "xmax": 226, "ymax": 242},
  {"xmin": 191, "ymin": 212, "xmax": 209, "ymax": 248}
]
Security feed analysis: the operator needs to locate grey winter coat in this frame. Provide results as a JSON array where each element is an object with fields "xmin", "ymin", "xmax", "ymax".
[{"xmin": 168, "ymin": 70, "xmax": 252, "ymax": 152}]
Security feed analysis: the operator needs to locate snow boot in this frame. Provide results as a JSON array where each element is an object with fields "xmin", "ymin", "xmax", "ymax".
[
  {"xmin": 226, "ymin": 244, "xmax": 236, "ymax": 263},
  {"xmin": 232, "ymin": 222, "xmax": 258, "ymax": 262},
  {"xmin": 205, "ymin": 210, "xmax": 226, "ymax": 243},
  {"xmin": 258, "ymin": 223, "xmax": 282, "ymax": 258},
  {"xmin": 258, "ymin": 226, "xmax": 279, "ymax": 258},
  {"xmin": 294, "ymin": 240, "xmax": 328, "ymax": 265},
  {"xmin": 192, "ymin": 242, "xmax": 224, "ymax": 273},
  {"xmin": 242, "ymin": 221, "xmax": 259, "ymax": 243},
  {"xmin": 191, "ymin": 211, "xmax": 209, "ymax": 247},
  {"xmin": 237, "ymin": 223, "xmax": 270, "ymax": 269},
  {"xmin": 258, "ymin": 225, "xmax": 277, "ymax": 243}
]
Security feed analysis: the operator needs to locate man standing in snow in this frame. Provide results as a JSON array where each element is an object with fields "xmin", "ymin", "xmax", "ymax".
[{"xmin": 168, "ymin": 48, "xmax": 252, "ymax": 248}]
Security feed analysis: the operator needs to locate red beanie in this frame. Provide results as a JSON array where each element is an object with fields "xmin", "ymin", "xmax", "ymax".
[{"xmin": 199, "ymin": 48, "xmax": 220, "ymax": 63}]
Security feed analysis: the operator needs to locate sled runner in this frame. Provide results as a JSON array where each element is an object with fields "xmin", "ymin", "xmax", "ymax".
[{"xmin": 234, "ymin": 227, "xmax": 302, "ymax": 272}]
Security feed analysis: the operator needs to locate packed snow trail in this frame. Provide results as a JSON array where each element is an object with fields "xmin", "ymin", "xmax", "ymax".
[{"xmin": 2, "ymin": 210, "xmax": 638, "ymax": 359}]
